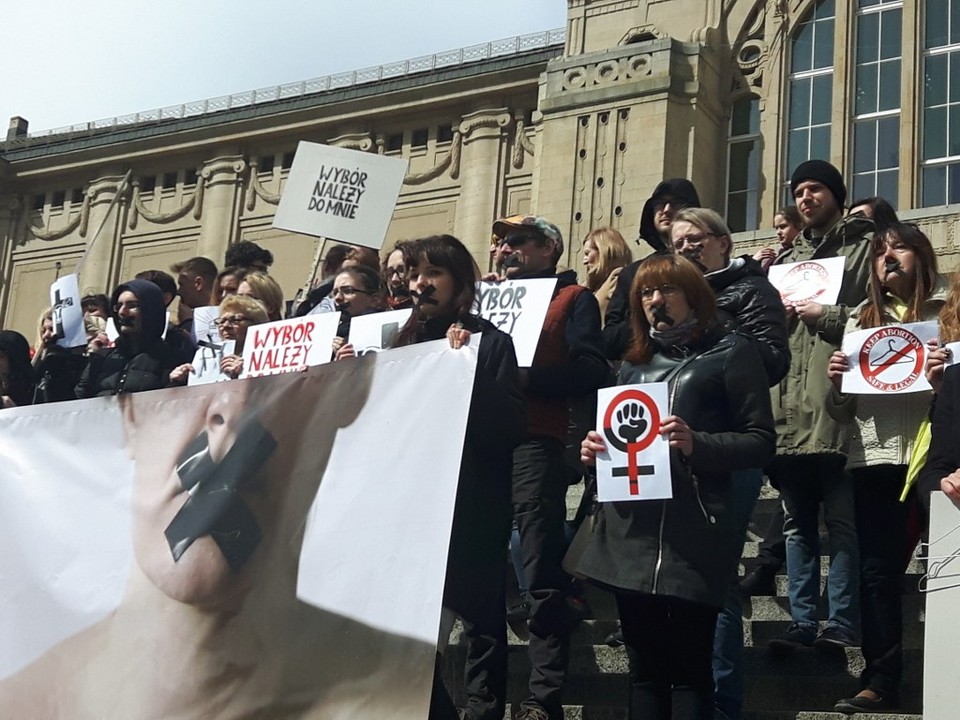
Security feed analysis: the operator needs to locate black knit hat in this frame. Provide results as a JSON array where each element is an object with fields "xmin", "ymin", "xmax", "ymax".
[{"xmin": 790, "ymin": 160, "xmax": 846, "ymax": 208}]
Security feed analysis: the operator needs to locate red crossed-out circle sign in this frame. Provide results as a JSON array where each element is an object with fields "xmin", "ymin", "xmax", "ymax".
[
  {"xmin": 857, "ymin": 326, "xmax": 924, "ymax": 392},
  {"xmin": 603, "ymin": 389, "xmax": 661, "ymax": 453},
  {"xmin": 780, "ymin": 261, "xmax": 830, "ymax": 304}
]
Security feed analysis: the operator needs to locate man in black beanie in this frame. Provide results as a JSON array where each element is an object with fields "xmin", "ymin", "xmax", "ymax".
[
  {"xmin": 766, "ymin": 159, "xmax": 873, "ymax": 661},
  {"xmin": 601, "ymin": 178, "xmax": 701, "ymax": 360}
]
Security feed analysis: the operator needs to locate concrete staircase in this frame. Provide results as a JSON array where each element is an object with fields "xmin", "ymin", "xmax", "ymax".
[{"xmin": 440, "ymin": 482, "xmax": 926, "ymax": 719}]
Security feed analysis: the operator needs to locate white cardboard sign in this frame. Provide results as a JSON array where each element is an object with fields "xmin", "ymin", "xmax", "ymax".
[
  {"xmin": 474, "ymin": 278, "xmax": 557, "ymax": 367},
  {"xmin": 240, "ymin": 314, "xmax": 340, "ymax": 378},
  {"xmin": 347, "ymin": 309, "xmax": 411, "ymax": 355},
  {"xmin": 49, "ymin": 274, "xmax": 86, "ymax": 349},
  {"xmin": 272, "ymin": 141, "xmax": 409, "ymax": 250},
  {"xmin": 191, "ymin": 305, "xmax": 220, "ymax": 343},
  {"xmin": 595, "ymin": 383, "xmax": 672, "ymax": 502},
  {"xmin": 187, "ymin": 339, "xmax": 236, "ymax": 386},
  {"xmin": 923, "ymin": 492, "xmax": 960, "ymax": 719},
  {"xmin": 840, "ymin": 321, "xmax": 942, "ymax": 394},
  {"xmin": 769, "ymin": 256, "xmax": 846, "ymax": 306}
]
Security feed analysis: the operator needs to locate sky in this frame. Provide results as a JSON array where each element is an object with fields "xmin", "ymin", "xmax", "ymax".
[{"xmin": 2, "ymin": 1, "xmax": 566, "ymax": 135}]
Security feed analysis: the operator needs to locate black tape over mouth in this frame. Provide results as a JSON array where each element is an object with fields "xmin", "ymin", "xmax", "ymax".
[
  {"xmin": 411, "ymin": 285, "xmax": 439, "ymax": 305},
  {"xmin": 165, "ymin": 415, "xmax": 278, "ymax": 571},
  {"xmin": 652, "ymin": 304, "xmax": 674, "ymax": 327},
  {"xmin": 885, "ymin": 259, "xmax": 903, "ymax": 275}
]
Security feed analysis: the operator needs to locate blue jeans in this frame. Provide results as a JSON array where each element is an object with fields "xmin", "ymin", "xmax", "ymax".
[
  {"xmin": 773, "ymin": 455, "xmax": 860, "ymax": 638},
  {"xmin": 712, "ymin": 467, "xmax": 763, "ymax": 720}
]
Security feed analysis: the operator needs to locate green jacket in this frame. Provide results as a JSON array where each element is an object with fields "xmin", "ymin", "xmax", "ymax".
[{"xmin": 771, "ymin": 215, "xmax": 873, "ymax": 456}]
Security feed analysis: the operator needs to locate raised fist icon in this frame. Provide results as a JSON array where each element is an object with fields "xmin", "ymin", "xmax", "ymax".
[{"xmin": 616, "ymin": 402, "xmax": 647, "ymax": 444}]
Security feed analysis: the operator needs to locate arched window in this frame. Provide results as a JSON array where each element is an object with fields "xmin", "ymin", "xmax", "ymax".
[{"xmin": 726, "ymin": 96, "xmax": 761, "ymax": 232}]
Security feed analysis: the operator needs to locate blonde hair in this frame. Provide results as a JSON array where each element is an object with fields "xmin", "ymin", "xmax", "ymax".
[
  {"xmin": 219, "ymin": 294, "xmax": 269, "ymax": 325},
  {"xmin": 583, "ymin": 227, "xmax": 633, "ymax": 292},
  {"xmin": 238, "ymin": 271, "xmax": 284, "ymax": 321},
  {"xmin": 940, "ymin": 268, "xmax": 960, "ymax": 343},
  {"xmin": 32, "ymin": 308, "xmax": 53, "ymax": 366},
  {"xmin": 672, "ymin": 207, "xmax": 733, "ymax": 261}
]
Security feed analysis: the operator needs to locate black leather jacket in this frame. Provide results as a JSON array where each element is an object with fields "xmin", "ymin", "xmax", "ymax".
[
  {"xmin": 706, "ymin": 255, "xmax": 791, "ymax": 386},
  {"xmin": 576, "ymin": 328, "xmax": 775, "ymax": 607}
]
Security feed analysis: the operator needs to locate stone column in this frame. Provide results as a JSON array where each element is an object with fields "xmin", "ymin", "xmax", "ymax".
[
  {"xmin": 453, "ymin": 108, "xmax": 511, "ymax": 258},
  {"xmin": 78, "ymin": 173, "xmax": 127, "ymax": 295},
  {"xmin": 197, "ymin": 155, "xmax": 247, "ymax": 262}
]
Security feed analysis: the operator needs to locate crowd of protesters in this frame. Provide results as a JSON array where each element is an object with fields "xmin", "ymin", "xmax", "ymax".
[{"xmin": 3, "ymin": 158, "xmax": 960, "ymax": 720}]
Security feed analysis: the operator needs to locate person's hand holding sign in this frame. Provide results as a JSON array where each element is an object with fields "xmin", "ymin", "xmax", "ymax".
[
  {"xmin": 941, "ymin": 469, "xmax": 960, "ymax": 509},
  {"xmin": 660, "ymin": 415, "xmax": 693, "ymax": 457},
  {"xmin": 925, "ymin": 339, "xmax": 951, "ymax": 394},
  {"xmin": 827, "ymin": 350, "xmax": 849, "ymax": 391},
  {"xmin": 794, "ymin": 301, "xmax": 824, "ymax": 327},
  {"xmin": 580, "ymin": 430, "xmax": 605, "ymax": 467},
  {"xmin": 446, "ymin": 323, "xmax": 471, "ymax": 350}
]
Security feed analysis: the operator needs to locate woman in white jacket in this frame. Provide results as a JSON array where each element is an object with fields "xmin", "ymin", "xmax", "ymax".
[{"xmin": 826, "ymin": 223, "xmax": 945, "ymax": 714}]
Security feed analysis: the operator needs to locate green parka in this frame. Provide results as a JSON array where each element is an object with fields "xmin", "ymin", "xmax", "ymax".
[{"xmin": 771, "ymin": 215, "xmax": 873, "ymax": 456}]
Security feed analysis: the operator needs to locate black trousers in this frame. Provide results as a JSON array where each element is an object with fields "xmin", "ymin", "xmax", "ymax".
[
  {"xmin": 850, "ymin": 464, "xmax": 911, "ymax": 699},
  {"xmin": 616, "ymin": 593, "xmax": 719, "ymax": 720},
  {"xmin": 512, "ymin": 437, "xmax": 572, "ymax": 717}
]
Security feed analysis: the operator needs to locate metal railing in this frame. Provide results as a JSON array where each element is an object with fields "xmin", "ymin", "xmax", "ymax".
[{"xmin": 14, "ymin": 28, "xmax": 565, "ymax": 144}]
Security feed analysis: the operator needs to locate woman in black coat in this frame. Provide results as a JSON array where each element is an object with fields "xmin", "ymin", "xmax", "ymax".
[
  {"xmin": 390, "ymin": 234, "xmax": 524, "ymax": 720},
  {"xmin": 578, "ymin": 254, "xmax": 775, "ymax": 720}
]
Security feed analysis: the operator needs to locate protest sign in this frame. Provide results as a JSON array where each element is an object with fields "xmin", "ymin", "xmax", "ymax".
[
  {"xmin": 841, "ymin": 321, "xmax": 939, "ymax": 394},
  {"xmin": 187, "ymin": 339, "xmax": 236, "ymax": 386},
  {"xmin": 474, "ymin": 278, "xmax": 557, "ymax": 366},
  {"xmin": 0, "ymin": 339, "xmax": 474, "ymax": 720},
  {"xmin": 272, "ymin": 142, "xmax": 408, "ymax": 251},
  {"xmin": 191, "ymin": 305, "xmax": 220, "ymax": 343},
  {"xmin": 347, "ymin": 308, "xmax": 411, "ymax": 355},
  {"xmin": 595, "ymin": 383, "xmax": 672, "ymax": 502},
  {"xmin": 922, "ymin": 492, "xmax": 960, "ymax": 719},
  {"xmin": 240, "ymin": 314, "xmax": 340, "ymax": 378},
  {"xmin": 768, "ymin": 255, "xmax": 846, "ymax": 306},
  {"xmin": 49, "ymin": 274, "xmax": 86, "ymax": 349}
]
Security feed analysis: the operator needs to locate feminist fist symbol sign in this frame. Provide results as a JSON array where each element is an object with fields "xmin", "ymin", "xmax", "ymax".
[{"xmin": 602, "ymin": 389, "xmax": 661, "ymax": 496}]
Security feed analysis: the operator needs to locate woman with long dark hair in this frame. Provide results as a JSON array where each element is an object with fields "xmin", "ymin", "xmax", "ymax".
[
  {"xmin": 577, "ymin": 254, "xmax": 775, "ymax": 720},
  {"xmin": 826, "ymin": 223, "xmax": 945, "ymax": 713},
  {"xmin": 392, "ymin": 234, "xmax": 524, "ymax": 720},
  {"xmin": 0, "ymin": 330, "xmax": 35, "ymax": 408}
]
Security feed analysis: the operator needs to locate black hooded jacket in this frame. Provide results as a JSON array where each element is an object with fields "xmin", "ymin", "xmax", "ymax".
[
  {"xmin": 603, "ymin": 179, "xmax": 701, "ymax": 360},
  {"xmin": 75, "ymin": 279, "xmax": 190, "ymax": 398},
  {"xmin": 0, "ymin": 330, "xmax": 35, "ymax": 407}
]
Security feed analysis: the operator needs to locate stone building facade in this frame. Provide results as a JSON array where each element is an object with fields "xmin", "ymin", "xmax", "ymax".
[{"xmin": 1, "ymin": 0, "xmax": 957, "ymax": 339}]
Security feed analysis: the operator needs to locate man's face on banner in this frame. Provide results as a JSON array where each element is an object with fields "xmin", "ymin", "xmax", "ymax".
[{"xmin": 121, "ymin": 369, "xmax": 372, "ymax": 609}]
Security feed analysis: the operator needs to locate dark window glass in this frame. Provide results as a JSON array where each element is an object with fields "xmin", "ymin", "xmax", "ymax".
[
  {"xmin": 437, "ymin": 124, "xmax": 454, "ymax": 143},
  {"xmin": 71, "ymin": 188, "xmax": 84, "ymax": 205},
  {"xmin": 281, "ymin": 151, "xmax": 295, "ymax": 169},
  {"xmin": 411, "ymin": 128, "xmax": 428, "ymax": 147},
  {"xmin": 258, "ymin": 155, "xmax": 275, "ymax": 174},
  {"xmin": 141, "ymin": 176, "xmax": 156, "ymax": 193},
  {"xmin": 386, "ymin": 132, "xmax": 404, "ymax": 152},
  {"xmin": 51, "ymin": 190, "xmax": 65, "ymax": 207},
  {"xmin": 184, "ymin": 168, "xmax": 198, "ymax": 186},
  {"xmin": 162, "ymin": 172, "xmax": 178, "ymax": 189},
  {"xmin": 32, "ymin": 194, "xmax": 45, "ymax": 211},
  {"xmin": 923, "ymin": 166, "xmax": 947, "ymax": 206}
]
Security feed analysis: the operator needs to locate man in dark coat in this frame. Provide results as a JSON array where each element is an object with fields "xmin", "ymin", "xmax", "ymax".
[
  {"xmin": 602, "ymin": 178, "xmax": 701, "ymax": 360},
  {"xmin": 75, "ymin": 279, "xmax": 190, "ymax": 398}
]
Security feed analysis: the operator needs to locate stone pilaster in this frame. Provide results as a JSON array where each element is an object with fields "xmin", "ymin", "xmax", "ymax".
[
  {"xmin": 78, "ymin": 174, "xmax": 127, "ymax": 295},
  {"xmin": 452, "ymin": 109, "xmax": 511, "ymax": 258},
  {"xmin": 198, "ymin": 155, "xmax": 247, "ymax": 261}
]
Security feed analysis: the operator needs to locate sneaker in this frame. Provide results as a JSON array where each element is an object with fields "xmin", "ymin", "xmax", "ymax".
[
  {"xmin": 515, "ymin": 701, "xmax": 551, "ymax": 720},
  {"xmin": 834, "ymin": 689, "xmax": 898, "ymax": 714},
  {"xmin": 739, "ymin": 565, "xmax": 777, "ymax": 596},
  {"xmin": 604, "ymin": 628, "xmax": 625, "ymax": 647},
  {"xmin": 768, "ymin": 622, "xmax": 816, "ymax": 651},
  {"xmin": 814, "ymin": 625, "xmax": 858, "ymax": 651}
]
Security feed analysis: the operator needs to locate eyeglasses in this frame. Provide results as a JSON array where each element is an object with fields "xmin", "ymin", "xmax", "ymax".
[
  {"xmin": 113, "ymin": 301, "xmax": 140, "ymax": 312},
  {"xmin": 673, "ymin": 232, "xmax": 716, "ymax": 249},
  {"xmin": 386, "ymin": 267, "xmax": 406, "ymax": 277},
  {"xmin": 332, "ymin": 286, "xmax": 373, "ymax": 297},
  {"xmin": 214, "ymin": 314, "xmax": 252, "ymax": 327},
  {"xmin": 639, "ymin": 284, "xmax": 682, "ymax": 301}
]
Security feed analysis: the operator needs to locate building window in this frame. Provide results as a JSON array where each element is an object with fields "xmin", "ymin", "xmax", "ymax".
[
  {"xmin": 70, "ymin": 188, "xmax": 84, "ymax": 205},
  {"xmin": 258, "ymin": 155, "xmax": 275, "ymax": 175},
  {"xmin": 281, "ymin": 151, "xmax": 295, "ymax": 170},
  {"xmin": 411, "ymin": 128, "xmax": 429, "ymax": 147},
  {"xmin": 386, "ymin": 132, "xmax": 404, "ymax": 152},
  {"xmin": 852, "ymin": 0, "xmax": 902, "ymax": 206},
  {"xmin": 922, "ymin": 0, "xmax": 960, "ymax": 205},
  {"xmin": 161, "ymin": 172, "xmax": 178, "ymax": 190},
  {"xmin": 51, "ymin": 190, "xmax": 65, "ymax": 208},
  {"xmin": 784, "ymin": 0, "xmax": 836, "ymax": 198},
  {"xmin": 140, "ymin": 176, "xmax": 157, "ymax": 193},
  {"xmin": 437, "ymin": 124, "xmax": 454, "ymax": 143},
  {"xmin": 726, "ymin": 96, "xmax": 761, "ymax": 232},
  {"xmin": 184, "ymin": 168, "xmax": 199, "ymax": 186},
  {"xmin": 32, "ymin": 194, "xmax": 46, "ymax": 211}
]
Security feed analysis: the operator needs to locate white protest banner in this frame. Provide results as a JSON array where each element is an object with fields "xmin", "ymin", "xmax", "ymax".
[
  {"xmin": 922, "ymin": 492, "xmax": 960, "ymax": 719},
  {"xmin": 474, "ymin": 278, "xmax": 557, "ymax": 366},
  {"xmin": 595, "ymin": 383, "xmax": 672, "ymax": 502},
  {"xmin": 840, "ymin": 321, "xmax": 939, "ymax": 394},
  {"xmin": 0, "ymin": 341, "xmax": 472, "ymax": 719},
  {"xmin": 272, "ymin": 141, "xmax": 409, "ymax": 250},
  {"xmin": 768, "ymin": 255, "xmax": 846, "ymax": 306},
  {"xmin": 50, "ymin": 274, "xmax": 86, "ymax": 349},
  {"xmin": 240, "ymin": 313, "xmax": 340, "ymax": 378},
  {"xmin": 348, "ymin": 308, "xmax": 411, "ymax": 355},
  {"xmin": 191, "ymin": 305, "xmax": 220, "ymax": 343},
  {"xmin": 187, "ymin": 339, "xmax": 236, "ymax": 386}
]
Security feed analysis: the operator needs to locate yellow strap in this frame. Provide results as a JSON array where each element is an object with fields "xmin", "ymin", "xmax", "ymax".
[{"xmin": 902, "ymin": 417, "xmax": 932, "ymax": 502}]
